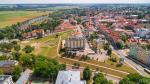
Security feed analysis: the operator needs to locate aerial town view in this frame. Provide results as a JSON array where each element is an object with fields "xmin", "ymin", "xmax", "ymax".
[{"xmin": 0, "ymin": 0, "xmax": 150, "ymax": 84}]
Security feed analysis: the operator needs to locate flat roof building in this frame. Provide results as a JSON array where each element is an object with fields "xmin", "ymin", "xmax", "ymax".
[
  {"xmin": 0, "ymin": 60, "xmax": 18, "ymax": 74},
  {"xmin": 0, "ymin": 75, "xmax": 13, "ymax": 84},
  {"xmin": 56, "ymin": 70, "xmax": 86, "ymax": 84}
]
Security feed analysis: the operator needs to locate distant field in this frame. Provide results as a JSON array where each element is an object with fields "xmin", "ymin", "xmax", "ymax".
[{"xmin": 0, "ymin": 11, "xmax": 49, "ymax": 28}]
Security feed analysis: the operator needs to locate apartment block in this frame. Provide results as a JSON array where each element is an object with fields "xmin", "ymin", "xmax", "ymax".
[
  {"xmin": 129, "ymin": 44, "xmax": 150, "ymax": 66},
  {"xmin": 64, "ymin": 37, "xmax": 85, "ymax": 50}
]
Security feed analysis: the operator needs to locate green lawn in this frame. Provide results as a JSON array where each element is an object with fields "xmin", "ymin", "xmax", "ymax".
[
  {"xmin": 20, "ymin": 30, "xmax": 73, "ymax": 58},
  {"xmin": 0, "ymin": 11, "xmax": 49, "ymax": 28}
]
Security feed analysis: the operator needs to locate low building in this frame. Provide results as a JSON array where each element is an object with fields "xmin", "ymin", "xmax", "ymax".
[
  {"xmin": 55, "ymin": 70, "xmax": 86, "ymax": 84},
  {"xmin": 0, "ymin": 60, "xmax": 18, "ymax": 73},
  {"xmin": 0, "ymin": 75, "xmax": 13, "ymax": 84},
  {"xmin": 135, "ymin": 28, "xmax": 150, "ymax": 38},
  {"xmin": 64, "ymin": 37, "xmax": 85, "ymax": 50},
  {"xmin": 22, "ymin": 29, "xmax": 44, "ymax": 39}
]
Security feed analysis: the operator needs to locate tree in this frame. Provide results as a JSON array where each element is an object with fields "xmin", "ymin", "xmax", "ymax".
[
  {"xmin": 116, "ymin": 42, "xmax": 124, "ymax": 49},
  {"xmin": 0, "ymin": 43, "xmax": 13, "ymax": 52},
  {"xmin": 93, "ymin": 73, "xmax": 111, "ymax": 84},
  {"xmin": 139, "ymin": 78, "xmax": 150, "ymax": 84},
  {"xmin": 12, "ymin": 52, "xmax": 21, "ymax": 60},
  {"xmin": 147, "ymin": 44, "xmax": 150, "ymax": 50},
  {"xmin": 12, "ymin": 65, "xmax": 22, "ymax": 81},
  {"xmin": 0, "ymin": 69, "xmax": 4, "ymax": 75},
  {"xmin": 119, "ymin": 73, "xmax": 150, "ymax": 84},
  {"xmin": 119, "ymin": 77, "xmax": 135, "ymax": 84},
  {"xmin": 76, "ymin": 18, "xmax": 81, "ymax": 24},
  {"xmin": 14, "ymin": 45, "xmax": 21, "ymax": 52},
  {"xmin": 103, "ymin": 43, "xmax": 110, "ymax": 50},
  {"xmin": 33, "ymin": 56, "xmax": 65, "ymax": 78},
  {"xmin": 19, "ymin": 54, "xmax": 34, "ymax": 67},
  {"xmin": 23, "ymin": 45, "xmax": 34, "ymax": 53},
  {"xmin": 121, "ymin": 34, "xmax": 128, "ymax": 43},
  {"xmin": 107, "ymin": 48, "xmax": 112, "ymax": 56},
  {"xmin": 83, "ymin": 67, "xmax": 92, "ymax": 81},
  {"xmin": 0, "ymin": 32, "xmax": 4, "ymax": 40}
]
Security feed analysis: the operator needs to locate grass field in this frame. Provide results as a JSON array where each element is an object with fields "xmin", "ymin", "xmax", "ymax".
[
  {"xmin": 0, "ymin": 11, "xmax": 49, "ymax": 28},
  {"xmin": 20, "ymin": 30, "xmax": 73, "ymax": 58}
]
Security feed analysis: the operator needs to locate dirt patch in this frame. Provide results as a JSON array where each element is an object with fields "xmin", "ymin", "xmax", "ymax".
[{"xmin": 21, "ymin": 41, "xmax": 29, "ymax": 43}]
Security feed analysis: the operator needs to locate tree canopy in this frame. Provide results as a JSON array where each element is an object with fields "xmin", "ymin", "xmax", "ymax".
[
  {"xmin": 93, "ymin": 73, "xmax": 113, "ymax": 84},
  {"xmin": 33, "ymin": 56, "xmax": 66, "ymax": 78},
  {"xmin": 23, "ymin": 45, "xmax": 34, "ymax": 53},
  {"xmin": 119, "ymin": 73, "xmax": 150, "ymax": 84},
  {"xmin": 83, "ymin": 67, "xmax": 92, "ymax": 81}
]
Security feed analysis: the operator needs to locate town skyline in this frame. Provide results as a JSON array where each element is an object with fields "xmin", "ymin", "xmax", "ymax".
[{"xmin": 0, "ymin": 0, "xmax": 150, "ymax": 4}]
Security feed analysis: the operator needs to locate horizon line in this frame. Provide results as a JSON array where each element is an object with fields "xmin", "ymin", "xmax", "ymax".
[{"xmin": 0, "ymin": 3, "xmax": 150, "ymax": 5}]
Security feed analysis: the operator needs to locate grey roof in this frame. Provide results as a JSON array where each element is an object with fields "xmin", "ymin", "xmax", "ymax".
[
  {"xmin": 56, "ymin": 70, "xmax": 86, "ymax": 84},
  {"xmin": 0, "ymin": 60, "xmax": 18, "ymax": 67},
  {"xmin": 0, "ymin": 75, "xmax": 11, "ymax": 83}
]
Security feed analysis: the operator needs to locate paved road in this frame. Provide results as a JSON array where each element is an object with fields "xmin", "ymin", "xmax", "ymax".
[{"xmin": 111, "ymin": 46, "xmax": 150, "ymax": 77}]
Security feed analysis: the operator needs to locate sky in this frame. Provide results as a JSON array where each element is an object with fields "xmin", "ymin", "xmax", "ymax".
[{"xmin": 0, "ymin": 0, "xmax": 150, "ymax": 4}]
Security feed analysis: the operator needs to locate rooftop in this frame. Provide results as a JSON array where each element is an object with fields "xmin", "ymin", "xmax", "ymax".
[
  {"xmin": 0, "ymin": 60, "xmax": 18, "ymax": 67},
  {"xmin": 56, "ymin": 70, "xmax": 86, "ymax": 84},
  {"xmin": 0, "ymin": 75, "xmax": 12, "ymax": 84}
]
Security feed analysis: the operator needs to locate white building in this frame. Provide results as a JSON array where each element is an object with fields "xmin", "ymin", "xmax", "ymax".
[
  {"xmin": 0, "ymin": 75, "xmax": 13, "ymax": 84},
  {"xmin": 135, "ymin": 28, "xmax": 150, "ymax": 38},
  {"xmin": 55, "ymin": 70, "xmax": 86, "ymax": 84}
]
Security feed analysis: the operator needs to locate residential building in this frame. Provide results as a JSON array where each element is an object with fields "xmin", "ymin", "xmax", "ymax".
[
  {"xmin": 0, "ymin": 75, "xmax": 13, "ymax": 84},
  {"xmin": 129, "ymin": 44, "xmax": 150, "ymax": 66},
  {"xmin": 64, "ymin": 37, "xmax": 85, "ymax": 50},
  {"xmin": 0, "ymin": 60, "xmax": 18, "ymax": 73},
  {"xmin": 21, "ymin": 29, "xmax": 44, "ymax": 39},
  {"xmin": 135, "ymin": 28, "xmax": 150, "ymax": 38},
  {"xmin": 55, "ymin": 20, "xmax": 76, "ymax": 32},
  {"xmin": 55, "ymin": 70, "xmax": 86, "ymax": 84}
]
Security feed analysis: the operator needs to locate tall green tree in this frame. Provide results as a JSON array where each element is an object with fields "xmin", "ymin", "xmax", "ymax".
[
  {"xmin": 107, "ymin": 48, "xmax": 112, "ymax": 56},
  {"xmin": 103, "ymin": 43, "xmax": 110, "ymax": 50},
  {"xmin": 121, "ymin": 34, "xmax": 128, "ymax": 43},
  {"xmin": 116, "ymin": 42, "xmax": 124, "ymax": 49},
  {"xmin": 83, "ymin": 67, "xmax": 92, "ymax": 81}
]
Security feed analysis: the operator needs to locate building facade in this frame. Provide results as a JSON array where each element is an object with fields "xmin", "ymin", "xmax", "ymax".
[
  {"xmin": 64, "ymin": 37, "xmax": 85, "ymax": 50},
  {"xmin": 135, "ymin": 28, "xmax": 150, "ymax": 38},
  {"xmin": 129, "ymin": 44, "xmax": 150, "ymax": 66}
]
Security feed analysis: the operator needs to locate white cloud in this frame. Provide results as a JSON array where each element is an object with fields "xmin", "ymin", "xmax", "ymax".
[{"xmin": 0, "ymin": 0, "xmax": 150, "ymax": 4}]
